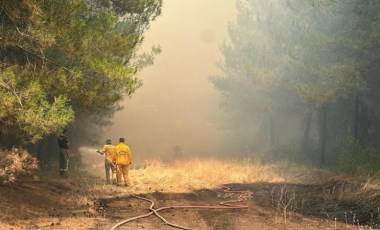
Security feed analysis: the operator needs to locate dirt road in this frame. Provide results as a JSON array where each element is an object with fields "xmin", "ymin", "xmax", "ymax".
[
  {"xmin": 95, "ymin": 183, "xmax": 377, "ymax": 230},
  {"xmin": 1, "ymin": 161, "xmax": 379, "ymax": 230}
]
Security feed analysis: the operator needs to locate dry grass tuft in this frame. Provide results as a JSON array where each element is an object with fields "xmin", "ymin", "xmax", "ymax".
[
  {"xmin": 128, "ymin": 158, "xmax": 284, "ymax": 193},
  {"xmin": 0, "ymin": 148, "xmax": 38, "ymax": 184}
]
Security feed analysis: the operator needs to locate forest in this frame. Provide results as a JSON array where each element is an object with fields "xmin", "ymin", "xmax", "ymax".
[
  {"xmin": 0, "ymin": 0, "xmax": 380, "ymax": 229},
  {"xmin": 211, "ymin": 0, "xmax": 380, "ymax": 175}
]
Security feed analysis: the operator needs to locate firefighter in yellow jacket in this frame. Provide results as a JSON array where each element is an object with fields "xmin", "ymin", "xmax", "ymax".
[
  {"xmin": 113, "ymin": 137, "xmax": 132, "ymax": 187},
  {"xmin": 100, "ymin": 139, "xmax": 116, "ymax": 184}
]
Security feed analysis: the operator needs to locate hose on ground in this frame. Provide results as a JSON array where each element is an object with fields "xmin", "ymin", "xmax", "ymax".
[{"xmin": 110, "ymin": 186, "xmax": 252, "ymax": 230}]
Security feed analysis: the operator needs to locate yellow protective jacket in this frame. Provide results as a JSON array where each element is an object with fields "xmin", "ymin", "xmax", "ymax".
[
  {"xmin": 114, "ymin": 143, "xmax": 132, "ymax": 165},
  {"xmin": 102, "ymin": 144, "xmax": 116, "ymax": 163}
]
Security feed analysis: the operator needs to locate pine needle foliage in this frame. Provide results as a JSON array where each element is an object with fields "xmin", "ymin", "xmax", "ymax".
[{"xmin": 0, "ymin": 0, "xmax": 162, "ymax": 145}]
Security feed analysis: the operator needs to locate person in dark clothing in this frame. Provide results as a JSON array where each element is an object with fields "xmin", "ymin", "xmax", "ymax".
[{"xmin": 58, "ymin": 130, "xmax": 70, "ymax": 177}]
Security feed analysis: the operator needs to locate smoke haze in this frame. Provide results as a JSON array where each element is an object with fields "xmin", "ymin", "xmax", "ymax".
[{"xmin": 101, "ymin": 0, "xmax": 237, "ymax": 163}]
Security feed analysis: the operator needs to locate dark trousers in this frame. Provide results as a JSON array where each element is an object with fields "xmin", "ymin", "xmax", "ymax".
[{"xmin": 59, "ymin": 148, "xmax": 69, "ymax": 176}]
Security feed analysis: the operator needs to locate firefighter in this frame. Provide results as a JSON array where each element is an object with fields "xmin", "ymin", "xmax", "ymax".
[
  {"xmin": 99, "ymin": 139, "xmax": 116, "ymax": 184},
  {"xmin": 57, "ymin": 129, "xmax": 70, "ymax": 177},
  {"xmin": 114, "ymin": 137, "xmax": 132, "ymax": 187}
]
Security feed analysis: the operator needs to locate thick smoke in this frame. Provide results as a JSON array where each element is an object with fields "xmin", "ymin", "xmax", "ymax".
[{"xmin": 97, "ymin": 0, "xmax": 237, "ymax": 164}]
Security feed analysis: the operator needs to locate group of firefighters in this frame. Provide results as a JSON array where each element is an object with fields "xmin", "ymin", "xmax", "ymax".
[
  {"xmin": 57, "ymin": 130, "xmax": 132, "ymax": 187},
  {"xmin": 99, "ymin": 138, "xmax": 132, "ymax": 187}
]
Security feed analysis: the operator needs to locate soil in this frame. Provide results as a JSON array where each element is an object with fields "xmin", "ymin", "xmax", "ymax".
[{"xmin": 0, "ymin": 170, "xmax": 379, "ymax": 230}]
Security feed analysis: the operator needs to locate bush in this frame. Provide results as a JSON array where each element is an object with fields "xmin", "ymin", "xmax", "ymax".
[
  {"xmin": 261, "ymin": 143, "xmax": 302, "ymax": 164},
  {"xmin": 337, "ymin": 139, "xmax": 380, "ymax": 176},
  {"xmin": 0, "ymin": 148, "xmax": 38, "ymax": 184}
]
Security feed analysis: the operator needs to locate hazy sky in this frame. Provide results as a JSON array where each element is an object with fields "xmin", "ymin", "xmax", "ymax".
[{"xmin": 102, "ymin": 0, "xmax": 236, "ymax": 162}]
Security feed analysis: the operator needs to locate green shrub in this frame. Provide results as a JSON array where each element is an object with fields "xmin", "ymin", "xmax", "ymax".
[{"xmin": 337, "ymin": 138, "xmax": 380, "ymax": 176}]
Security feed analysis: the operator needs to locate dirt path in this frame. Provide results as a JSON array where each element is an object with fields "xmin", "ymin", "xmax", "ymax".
[
  {"xmin": 1, "ymin": 169, "xmax": 379, "ymax": 230},
  {"xmin": 96, "ymin": 191, "xmax": 211, "ymax": 229},
  {"xmin": 94, "ymin": 184, "xmax": 376, "ymax": 230}
]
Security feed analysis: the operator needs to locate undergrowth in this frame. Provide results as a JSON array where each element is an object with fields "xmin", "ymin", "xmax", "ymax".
[
  {"xmin": 0, "ymin": 148, "xmax": 38, "ymax": 184},
  {"xmin": 337, "ymin": 138, "xmax": 380, "ymax": 178}
]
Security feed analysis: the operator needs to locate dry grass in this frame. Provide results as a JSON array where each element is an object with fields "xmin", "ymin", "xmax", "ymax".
[
  {"xmin": 2, "ymin": 157, "xmax": 378, "ymax": 229},
  {"xmin": 126, "ymin": 158, "xmax": 284, "ymax": 193},
  {"xmin": 0, "ymin": 148, "xmax": 38, "ymax": 184}
]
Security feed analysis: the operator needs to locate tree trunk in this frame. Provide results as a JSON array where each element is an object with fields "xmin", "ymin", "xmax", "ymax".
[
  {"xmin": 270, "ymin": 114, "xmax": 276, "ymax": 148},
  {"xmin": 35, "ymin": 134, "xmax": 58, "ymax": 170},
  {"xmin": 353, "ymin": 94, "xmax": 360, "ymax": 139},
  {"xmin": 319, "ymin": 105, "xmax": 327, "ymax": 166},
  {"xmin": 301, "ymin": 112, "xmax": 313, "ymax": 161},
  {"xmin": 359, "ymin": 99, "xmax": 370, "ymax": 143}
]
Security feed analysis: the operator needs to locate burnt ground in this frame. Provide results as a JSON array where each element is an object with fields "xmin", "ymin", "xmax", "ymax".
[
  {"xmin": 95, "ymin": 181, "xmax": 380, "ymax": 230},
  {"xmin": 0, "ymin": 171, "xmax": 379, "ymax": 230}
]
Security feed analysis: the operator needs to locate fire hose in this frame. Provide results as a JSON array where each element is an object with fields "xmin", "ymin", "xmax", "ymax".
[{"xmin": 110, "ymin": 186, "xmax": 253, "ymax": 230}]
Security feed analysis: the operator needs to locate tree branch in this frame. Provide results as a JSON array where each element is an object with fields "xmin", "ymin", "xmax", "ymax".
[{"xmin": 0, "ymin": 81, "xmax": 23, "ymax": 108}]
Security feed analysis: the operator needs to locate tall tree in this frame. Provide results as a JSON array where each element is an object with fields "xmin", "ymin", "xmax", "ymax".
[
  {"xmin": 212, "ymin": 0, "xmax": 380, "ymax": 167},
  {"xmin": 289, "ymin": 0, "xmax": 380, "ymax": 164},
  {"xmin": 0, "ymin": 0, "xmax": 162, "ymax": 146},
  {"xmin": 211, "ymin": 0, "xmax": 306, "ymax": 155}
]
